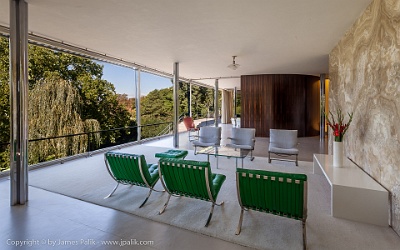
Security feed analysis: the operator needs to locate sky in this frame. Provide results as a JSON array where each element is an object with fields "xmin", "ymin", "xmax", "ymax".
[{"xmin": 98, "ymin": 61, "xmax": 172, "ymax": 98}]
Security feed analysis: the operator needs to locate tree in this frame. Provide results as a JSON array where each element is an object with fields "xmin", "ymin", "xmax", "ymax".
[
  {"xmin": 0, "ymin": 37, "xmax": 10, "ymax": 171},
  {"xmin": 117, "ymin": 94, "xmax": 135, "ymax": 117},
  {"xmin": 78, "ymin": 75, "xmax": 131, "ymax": 130},
  {"xmin": 0, "ymin": 36, "xmax": 134, "ymax": 170},
  {"xmin": 179, "ymin": 83, "xmax": 215, "ymax": 119},
  {"xmin": 28, "ymin": 45, "xmax": 103, "ymax": 89},
  {"xmin": 140, "ymin": 88, "xmax": 173, "ymax": 138},
  {"xmin": 27, "ymin": 44, "xmax": 132, "ymax": 131},
  {"xmin": 28, "ymin": 75, "xmax": 101, "ymax": 164},
  {"xmin": 141, "ymin": 88, "xmax": 173, "ymax": 120},
  {"xmin": 77, "ymin": 75, "xmax": 133, "ymax": 146}
]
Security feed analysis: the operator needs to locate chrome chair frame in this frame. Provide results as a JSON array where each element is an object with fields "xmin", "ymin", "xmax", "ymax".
[
  {"xmin": 158, "ymin": 161, "xmax": 224, "ymax": 227},
  {"xmin": 104, "ymin": 153, "xmax": 163, "ymax": 208}
]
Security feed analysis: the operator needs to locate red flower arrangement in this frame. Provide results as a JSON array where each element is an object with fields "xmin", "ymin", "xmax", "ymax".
[{"xmin": 325, "ymin": 108, "xmax": 353, "ymax": 142}]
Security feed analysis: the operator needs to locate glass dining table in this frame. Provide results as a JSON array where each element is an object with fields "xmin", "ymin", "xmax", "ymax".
[{"xmin": 196, "ymin": 145, "xmax": 250, "ymax": 169}]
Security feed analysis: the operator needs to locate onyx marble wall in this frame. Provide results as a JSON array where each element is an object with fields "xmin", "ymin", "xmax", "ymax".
[{"xmin": 329, "ymin": 0, "xmax": 400, "ymax": 234}]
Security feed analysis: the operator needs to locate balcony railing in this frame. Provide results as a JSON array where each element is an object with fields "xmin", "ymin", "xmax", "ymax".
[{"xmin": 0, "ymin": 122, "xmax": 173, "ymax": 173}]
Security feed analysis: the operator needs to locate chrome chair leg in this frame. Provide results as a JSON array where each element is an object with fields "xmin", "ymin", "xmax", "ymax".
[
  {"xmin": 296, "ymin": 154, "xmax": 299, "ymax": 167},
  {"xmin": 235, "ymin": 208, "xmax": 245, "ymax": 235},
  {"xmin": 250, "ymin": 150, "xmax": 254, "ymax": 161},
  {"xmin": 139, "ymin": 189, "xmax": 152, "ymax": 208},
  {"xmin": 215, "ymin": 201, "xmax": 224, "ymax": 206},
  {"xmin": 303, "ymin": 221, "xmax": 307, "ymax": 250},
  {"xmin": 268, "ymin": 151, "xmax": 271, "ymax": 163},
  {"xmin": 152, "ymin": 188, "xmax": 165, "ymax": 192},
  {"xmin": 104, "ymin": 183, "xmax": 119, "ymax": 199},
  {"xmin": 205, "ymin": 203, "xmax": 216, "ymax": 227},
  {"xmin": 159, "ymin": 194, "xmax": 172, "ymax": 214}
]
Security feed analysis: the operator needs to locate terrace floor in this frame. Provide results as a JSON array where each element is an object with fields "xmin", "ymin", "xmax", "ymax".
[{"xmin": 1, "ymin": 124, "xmax": 398, "ymax": 250}]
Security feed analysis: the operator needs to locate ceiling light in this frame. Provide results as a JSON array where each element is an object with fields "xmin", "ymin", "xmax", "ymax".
[{"xmin": 227, "ymin": 56, "xmax": 240, "ymax": 70}]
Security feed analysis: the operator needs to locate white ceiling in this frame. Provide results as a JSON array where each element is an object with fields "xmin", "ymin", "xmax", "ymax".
[{"xmin": 0, "ymin": 0, "xmax": 372, "ymax": 89}]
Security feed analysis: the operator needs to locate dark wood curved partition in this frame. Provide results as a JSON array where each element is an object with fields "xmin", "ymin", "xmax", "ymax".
[{"xmin": 241, "ymin": 74, "xmax": 320, "ymax": 137}]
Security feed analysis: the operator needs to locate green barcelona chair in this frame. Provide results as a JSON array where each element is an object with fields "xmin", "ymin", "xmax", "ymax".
[
  {"xmin": 235, "ymin": 168, "xmax": 308, "ymax": 250},
  {"xmin": 158, "ymin": 158, "xmax": 226, "ymax": 227},
  {"xmin": 104, "ymin": 152, "xmax": 160, "ymax": 208}
]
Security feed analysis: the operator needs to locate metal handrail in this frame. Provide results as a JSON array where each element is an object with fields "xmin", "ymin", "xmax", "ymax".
[
  {"xmin": 0, "ymin": 121, "xmax": 172, "ymax": 146},
  {"xmin": 178, "ymin": 113, "xmax": 186, "ymax": 122},
  {"xmin": 157, "ymin": 123, "xmax": 172, "ymax": 137},
  {"xmin": 0, "ymin": 121, "xmax": 173, "ymax": 172}
]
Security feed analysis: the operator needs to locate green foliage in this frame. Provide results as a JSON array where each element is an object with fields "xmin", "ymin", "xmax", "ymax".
[
  {"xmin": 117, "ymin": 94, "xmax": 135, "ymax": 117},
  {"xmin": 0, "ymin": 37, "xmax": 10, "ymax": 171},
  {"xmin": 28, "ymin": 45, "xmax": 103, "ymax": 88},
  {"xmin": 0, "ymin": 36, "xmax": 133, "ymax": 170},
  {"xmin": 235, "ymin": 91, "xmax": 241, "ymax": 116},
  {"xmin": 140, "ymin": 87, "xmax": 173, "ymax": 138},
  {"xmin": 28, "ymin": 75, "xmax": 101, "ymax": 164},
  {"xmin": 26, "ymin": 44, "xmax": 131, "ymax": 131},
  {"xmin": 141, "ymin": 87, "xmax": 173, "ymax": 120},
  {"xmin": 0, "ymin": 147, "xmax": 10, "ymax": 172},
  {"xmin": 0, "ymin": 35, "xmax": 219, "ymax": 171},
  {"xmin": 178, "ymin": 82, "xmax": 215, "ymax": 119},
  {"xmin": 78, "ymin": 75, "xmax": 130, "ymax": 130},
  {"xmin": 138, "ymin": 82, "xmax": 217, "ymax": 138}
]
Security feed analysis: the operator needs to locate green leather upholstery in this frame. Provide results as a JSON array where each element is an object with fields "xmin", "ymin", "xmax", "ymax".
[
  {"xmin": 158, "ymin": 158, "xmax": 226, "ymax": 227},
  {"xmin": 235, "ymin": 168, "xmax": 308, "ymax": 249},
  {"xmin": 104, "ymin": 152, "xmax": 160, "ymax": 208},
  {"xmin": 155, "ymin": 149, "xmax": 188, "ymax": 159}
]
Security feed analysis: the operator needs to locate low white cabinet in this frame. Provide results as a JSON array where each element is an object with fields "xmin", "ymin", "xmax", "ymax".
[{"xmin": 313, "ymin": 154, "xmax": 388, "ymax": 226}]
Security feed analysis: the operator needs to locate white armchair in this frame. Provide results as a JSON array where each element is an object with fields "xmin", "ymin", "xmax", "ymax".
[
  {"xmin": 226, "ymin": 128, "xmax": 256, "ymax": 160},
  {"xmin": 230, "ymin": 117, "xmax": 241, "ymax": 128},
  {"xmin": 192, "ymin": 126, "xmax": 222, "ymax": 154},
  {"xmin": 268, "ymin": 129, "xmax": 299, "ymax": 166}
]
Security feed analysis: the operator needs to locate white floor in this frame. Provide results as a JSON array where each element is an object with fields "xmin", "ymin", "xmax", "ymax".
[
  {"xmin": 1, "ymin": 125, "xmax": 252, "ymax": 250},
  {"xmin": 0, "ymin": 178, "xmax": 249, "ymax": 250},
  {"xmin": 1, "ymin": 125, "xmax": 398, "ymax": 250}
]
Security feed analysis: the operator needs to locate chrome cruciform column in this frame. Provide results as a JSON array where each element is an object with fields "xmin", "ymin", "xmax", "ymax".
[
  {"xmin": 135, "ymin": 68, "xmax": 141, "ymax": 141},
  {"xmin": 10, "ymin": 0, "xmax": 29, "ymax": 205},
  {"xmin": 214, "ymin": 79, "xmax": 219, "ymax": 127},
  {"xmin": 189, "ymin": 81, "xmax": 192, "ymax": 117},
  {"xmin": 173, "ymin": 62, "xmax": 179, "ymax": 148}
]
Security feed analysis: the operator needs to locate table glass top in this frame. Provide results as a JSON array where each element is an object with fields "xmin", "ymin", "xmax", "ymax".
[{"xmin": 197, "ymin": 146, "xmax": 250, "ymax": 158}]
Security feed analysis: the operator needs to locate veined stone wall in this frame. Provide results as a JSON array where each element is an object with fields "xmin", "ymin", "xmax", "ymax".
[{"xmin": 329, "ymin": 0, "xmax": 400, "ymax": 234}]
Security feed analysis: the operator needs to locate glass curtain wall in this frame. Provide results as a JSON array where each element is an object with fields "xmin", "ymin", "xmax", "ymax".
[
  {"xmin": 139, "ymin": 72, "xmax": 173, "ymax": 139},
  {"xmin": 0, "ymin": 36, "xmax": 138, "ymax": 171},
  {"xmin": 235, "ymin": 90, "xmax": 241, "ymax": 117},
  {"xmin": 178, "ymin": 82, "xmax": 214, "ymax": 119},
  {"xmin": 0, "ymin": 34, "xmax": 223, "ymax": 172}
]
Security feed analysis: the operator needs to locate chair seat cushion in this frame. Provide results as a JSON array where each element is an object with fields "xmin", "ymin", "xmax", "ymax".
[
  {"xmin": 155, "ymin": 150, "xmax": 188, "ymax": 159},
  {"xmin": 269, "ymin": 146, "xmax": 299, "ymax": 155},
  {"xmin": 211, "ymin": 173, "xmax": 226, "ymax": 199},
  {"xmin": 146, "ymin": 163, "xmax": 160, "ymax": 186}
]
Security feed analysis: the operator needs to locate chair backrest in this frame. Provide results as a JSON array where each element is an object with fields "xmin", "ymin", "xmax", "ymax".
[
  {"xmin": 158, "ymin": 158, "xmax": 216, "ymax": 200},
  {"xmin": 183, "ymin": 117, "xmax": 195, "ymax": 130},
  {"xmin": 236, "ymin": 168, "xmax": 307, "ymax": 221},
  {"xmin": 269, "ymin": 129, "xmax": 298, "ymax": 149},
  {"xmin": 104, "ymin": 152, "xmax": 151, "ymax": 186},
  {"xmin": 231, "ymin": 128, "xmax": 255, "ymax": 146},
  {"xmin": 199, "ymin": 126, "xmax": 221, "ymax": 145},
  {"xmin": 231, "ymin": 117, "xmax": 236, "ymax": 126}
]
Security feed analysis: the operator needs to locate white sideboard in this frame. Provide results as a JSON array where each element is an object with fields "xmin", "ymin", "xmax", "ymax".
[{"xmin": 313, "ymin": 154, "xmax": 388, "ymax": 226}]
